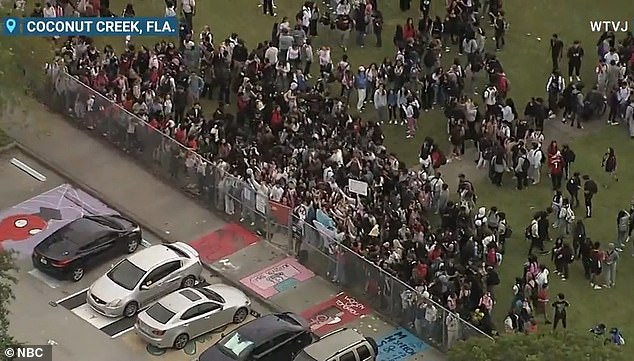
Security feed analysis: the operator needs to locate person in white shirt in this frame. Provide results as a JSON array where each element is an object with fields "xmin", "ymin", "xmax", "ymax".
[
  {"xmin": 483, "ymin": 85, "xmax": 498, "ymax": 113},
  {"xmin": 43, "ymin": 2, "xmax": 56, "ymax": 17},
  {"xmin": 603, "ymin": 48, "xmax": 619, "ymax": 65},
  {"xmin": 269, "ymin": 182, "xmax": 284, "ymax": 202},
  {"xmin": 527, "ymin": 143, "xmax": 543, "ymax": 184},
  {"xmin": 373, "ymin": 84, "xmax": 388, "ymax": 125},
  {"xmin": 258, "ymin": 44, "xmax": 276, "ymax": 67},
  {"xmin": 318, "ymin": 46, "xmax": 332, "ymax": 74},
  {"xmin": 181, "ymin": 0, "xmax": 196, "ymax": 29},
  {"xmin": 165, "ymin": 0, "xmax": 176, "ymax": 17},
  {"xmin": 403, "ymin": 102, "xmax": 415, "ymax": 138}
]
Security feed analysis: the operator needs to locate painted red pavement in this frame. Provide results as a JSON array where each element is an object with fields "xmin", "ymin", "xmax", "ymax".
[
  {"xmin": 189, "ymin": 223, "xmax": 259, "ymax": 264},
  {"xmin": 301, "ymin": 292, "xmax": 371, "ymax": 336}
]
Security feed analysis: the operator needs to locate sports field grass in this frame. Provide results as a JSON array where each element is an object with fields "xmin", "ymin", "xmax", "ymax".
[{"xmin": 20, "ymin": 0, "xmax": 634, "ymax": 345}]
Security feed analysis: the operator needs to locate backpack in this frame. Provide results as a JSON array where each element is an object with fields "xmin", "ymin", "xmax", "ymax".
[
  {"xmin": 565, "ymin": 207, "xmax": 575, "ymax": 223},
  {"xmin": 524, "ymin": 223, "xmax": 533, "ymax": 240},
  {"xmin": 521, "ymin": 156, "xmax": 530, "ymax": 173},
  {"xmin": 538, "ymin": 149, "xmax": 546, "ymax": 164},
  {"xmin": 413, "ymin": 104, "xmax": 420, "ymax": 119}
]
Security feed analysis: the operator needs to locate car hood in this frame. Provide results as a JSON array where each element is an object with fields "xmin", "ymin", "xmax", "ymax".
[
  {"xmin": 205, "ymin": 284, "xmax": 250, "ymax": 307},
  {"xmin": 90, "ymin": 275, "xmax": 133, "ymax": 302}
]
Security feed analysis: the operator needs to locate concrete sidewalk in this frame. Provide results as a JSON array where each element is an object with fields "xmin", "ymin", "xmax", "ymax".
[{"xmin": 1, "ymin": 99, "xmax": 447, "ymax": 361}]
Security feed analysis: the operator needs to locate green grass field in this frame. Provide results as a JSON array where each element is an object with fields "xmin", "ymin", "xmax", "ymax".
[{"xmin": 22, "ymin": 0, "xmax": 634, "ymax": 345}]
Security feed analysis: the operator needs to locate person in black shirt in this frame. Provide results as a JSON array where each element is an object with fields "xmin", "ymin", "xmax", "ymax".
[
  {"xmin": 494, "ymin": 11, "xmax": 507, "ymax": 51},
  {"xmin": 566, "ymin": 172, "xmax": 581, "ymax": 208},
  {"xmin": 583, "ymin": 175, "xmax": 598, "ymax": 218},
  {"xmin": 560, "ymin": 144, "xmax": 576, "ymax": 179},
  {"xmin": 566, "ymin": 40, "xmax": 584, "ymax": 82},
  {"xmin": 420, "ymin": 0, "xmax": 431, "ymax": 19},
  {"xmin": 550, "ymin": 34, "xmax": 564, "ymax": 71},
  {"xmin": 30, "ymin": 2, "xmax": 44, "ymax": 16},
  {"xmin": 552, "ymin": 293, "xmax": 570, "ymax": 330}
]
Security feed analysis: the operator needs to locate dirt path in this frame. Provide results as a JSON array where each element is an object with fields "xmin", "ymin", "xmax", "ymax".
[{"xmin": 426, "ymin": 118, "xmax": 602, "ymax": 188}]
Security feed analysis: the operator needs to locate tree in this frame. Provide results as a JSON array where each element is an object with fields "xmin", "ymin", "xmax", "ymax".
[
  {"xmin": 448, "ymin": 331, "xmax": 626, "ymax": 361},
  {"xmin": 0, "ymin": 250, "xmax": 18, "ymax": 350}
]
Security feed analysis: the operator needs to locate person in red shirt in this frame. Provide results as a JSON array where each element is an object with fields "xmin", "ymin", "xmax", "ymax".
[
  {"xmin": 186, "ymin": 135, "xmax": 198, "ymax": 151},
  {"xmin": 549, "ymin": 150, "xmax": 564, "ymax": 190},
  {"xmin": 270, "ymin": 105, "xmax": 283, "ymax": 133},
  {"xmin": 403, "ymin": 17, "xmax": 416, "ymax": 40},
  {"xmin": 174, "ymin": 125, "xmax": 187, "ymax": 144}
]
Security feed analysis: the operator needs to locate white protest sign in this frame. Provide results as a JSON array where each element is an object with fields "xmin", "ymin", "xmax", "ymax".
[{"xmin": 348, "ymin": 179, "xmax": 368, "ymax": 196}]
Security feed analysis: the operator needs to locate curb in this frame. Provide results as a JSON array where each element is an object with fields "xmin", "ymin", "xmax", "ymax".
[
  {"xmin": 13, "ymin": 142, "xmax": 173, "ymax": 244},
  {"xmin": 0, "ymin": 141, "xmax": 16, "ymax": 152}
]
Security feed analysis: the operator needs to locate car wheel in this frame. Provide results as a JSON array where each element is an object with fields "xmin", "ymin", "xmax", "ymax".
[
  {"xmin": 126, "ymin": 238, "xmax": 139, "ymax": 253},
  {"xmin": 173, "ymin": 333, "xmax": 189, "ymax": 350},
  {"xmin": 233, "ymin": 308, "xmax": 249, "ymax": 323},
  {"xmin": 181, "ymin": 276, "xmax": 196, "ymax": 288},
  {"xmin": 123, "ymin": 301, "xmax": 139, "ymax": 318},
  {"xmin": 71, "ymin": 267, "xmax": 85, "ymax": 282}
]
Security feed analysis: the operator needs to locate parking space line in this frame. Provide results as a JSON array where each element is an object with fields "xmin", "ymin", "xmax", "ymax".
[
  {"xmin": 71, "ymin": 303, "xmax": 116, "ymax": 329},
  {"xmin": 141, "ymin": 239, "xmax": 151, "ymax": 248},
  {"xmin": 57, "ymin": 288, "xmax": 88, "ymax": 309},
  {"xmin": 28, "ymin": 269, "xmax": 61, "ymax": 289}
]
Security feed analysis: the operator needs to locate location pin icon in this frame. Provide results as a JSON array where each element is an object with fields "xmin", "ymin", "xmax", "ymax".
[{"xmin": 6, "ymin": 18, "xmax": 16, "ymax": 34}]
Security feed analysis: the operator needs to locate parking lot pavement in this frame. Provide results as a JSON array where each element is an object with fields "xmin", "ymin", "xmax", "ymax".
[
  {"xmin": 12, "ymin": 249, "xmax": 272, "ymax": 361},
  {"xmin": 0, "ymin": 149, "xmax": 64, "ymax": 212}
]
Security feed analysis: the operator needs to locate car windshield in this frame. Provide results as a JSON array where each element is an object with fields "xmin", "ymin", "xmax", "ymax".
[
  {"xmin": 293, "ymin": 351, "xmax": 318, "ymax": 361},
  {"xmin": 217, "ymin": 332, "xmax": 255, "ymax": 359},
  {"xmin": 198, "ymin": 288, "xmax": 226, "ymax": 304},
  {"xmin": 107, "ymin": 259, "xmax": 146, "ymax": 290},
  {"xmin": 146, "ymin": 303, "xmax": 175, "ymax": 324},
  {"xmin": 88, "ymin": 215, "xmax": 126, "ymax": 230}
]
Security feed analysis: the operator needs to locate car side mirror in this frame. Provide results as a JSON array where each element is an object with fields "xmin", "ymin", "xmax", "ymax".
[{"xmin": 140, "ymin": 284, "xmax": 150, "ymax": 290}]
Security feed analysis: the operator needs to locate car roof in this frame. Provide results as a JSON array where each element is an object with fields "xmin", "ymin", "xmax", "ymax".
[
  {"xmin": 233, "ymin": 313, "xmax": 308, "ymax": 344},
  {"xmin": 127, "ymin": 244, "xmax": 180, "ymax": 271},
  {"xmin": 46, "ymin": 217, "xmax": 110, "ymax": 247},
  {"xmin": 301, "ymin": 329, "xmax": 366, "ymax": 359},
  {"xmin": 159, "ymin": 288, "xmax": 207, "ymax": 312}
]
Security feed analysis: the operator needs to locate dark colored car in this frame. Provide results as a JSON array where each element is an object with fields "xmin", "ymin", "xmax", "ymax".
[
  {"xmin": 32, "ymin": 215, "xmax": 142, "ymax": 282},
  {"xmin": 197, "ymin": 312, "xmax": 317, "ymax": 361}
]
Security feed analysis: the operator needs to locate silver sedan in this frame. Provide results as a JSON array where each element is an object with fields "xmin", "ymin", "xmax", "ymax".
[
  {"xmin": 87, "ymin": 242, "xmax": 203, "ymax": 318},
  {"xmin": 135, "ymin": 284, "xmax": 251, "ymax": 349}
]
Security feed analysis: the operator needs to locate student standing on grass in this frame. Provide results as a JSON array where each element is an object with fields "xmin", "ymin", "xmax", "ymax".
[
  {"xmin": 566, "ymin": 172, "xmax": 581, "ymax": 208},
  {"xmin": 536, "ymin": 283, "xmax": 551, "ymax": 324},
  {"xmin": 582, "ymin": 175, "xmax": 598, "ymax": 218},
  {"xmin": 601, "ymin": 147, "xmax": 618, "ymax": 187},
  {"xmin": 567, "ymin": 40, "xmax": 584, "ymax": 82},
  {"xmin": 603, "ymin": 243, "xmax": 618, "ymax": 288},
  {"xmin": 590, "ymin": 241, "xmax": 604, "ymax": 289},
  {"xmin": 181, "ymin": 0, "xmax": 195, "ymax": 31},
  {"xmin": 550, "ymin": 34, "xmax": 564, "ymax": 71},
  {"xmin": 615, "ymin": 209, "xmax": 629, "ymax": 251},
  {"xmin": 552, "ymin": 293, "xmax": 569, "ymax": 330}
]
